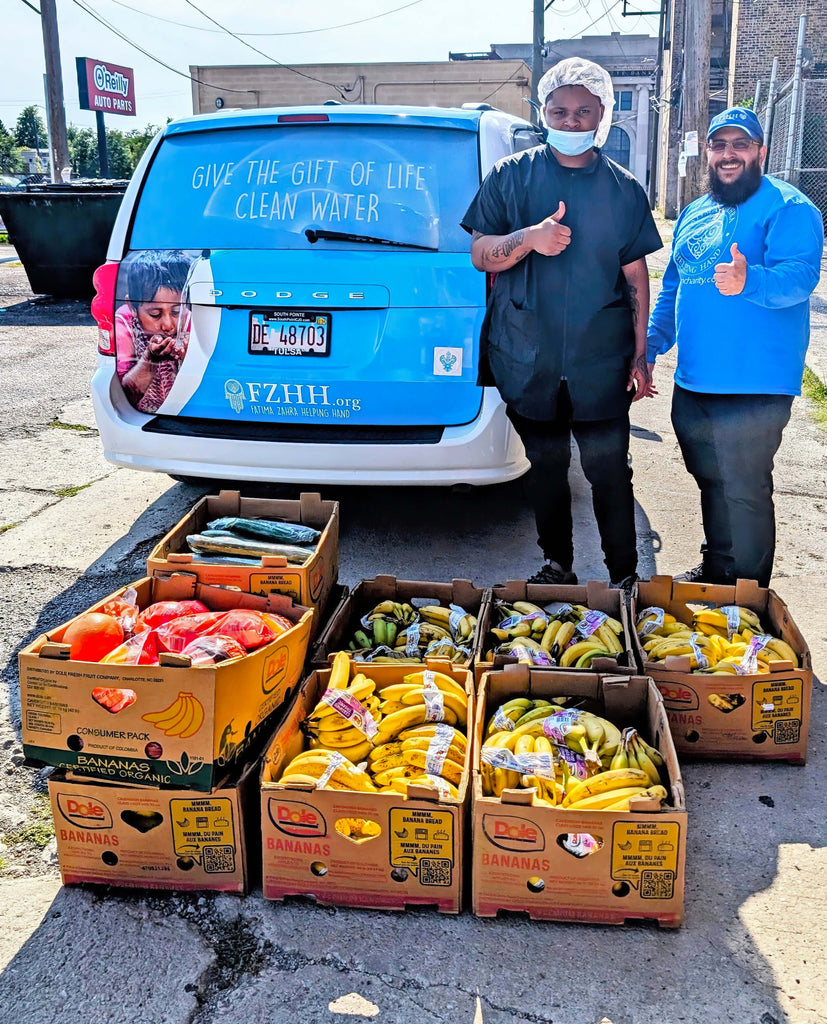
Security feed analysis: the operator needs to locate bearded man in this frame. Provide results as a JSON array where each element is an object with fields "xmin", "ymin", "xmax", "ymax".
[{"xmin": 647, "ymin": 107, "xmax": 823, "ymax": 586}]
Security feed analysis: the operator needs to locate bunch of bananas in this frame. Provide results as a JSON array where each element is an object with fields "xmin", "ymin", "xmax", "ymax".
[
  {"xmin": 347, "ymin": 600, "xmax": 477, "ymax": 665},
  {"xmin": 479, "ymin": 698, "xmax": 668, "ymax": 811},
  {"xmin": 637, "ymin": 604, "xmax": 798, "ymax": 675},
  {"xmin": 274, "ymin": 652, "xmax": 468, "ymax": 800},
  {"xmin": 484, "ymin": 600, "xmax": 625, "ymax": 668}
]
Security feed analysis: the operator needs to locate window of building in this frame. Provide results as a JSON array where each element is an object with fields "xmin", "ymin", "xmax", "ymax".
[
  {"xmin": 603, "ymin": 125, "xmax": 631, "ymax": 168},
  {"xmin": 614, "ymin": 90, "xmax": 633, "ymax": 111}
]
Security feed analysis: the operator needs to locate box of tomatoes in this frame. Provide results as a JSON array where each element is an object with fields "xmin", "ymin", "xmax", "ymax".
[{"xmin": 19, "ymin": 572, "xmax": 314, "ymax": 791}]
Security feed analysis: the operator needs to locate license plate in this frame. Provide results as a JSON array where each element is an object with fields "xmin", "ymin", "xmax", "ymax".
[{"xmin": 249, "ymin": 310, "xmax": 330, "ymax": 356}]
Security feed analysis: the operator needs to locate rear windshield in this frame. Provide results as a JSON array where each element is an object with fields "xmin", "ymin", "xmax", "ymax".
[{"xmin": 129, "ymin": 123, "xmax": 480, "ymax": 252}]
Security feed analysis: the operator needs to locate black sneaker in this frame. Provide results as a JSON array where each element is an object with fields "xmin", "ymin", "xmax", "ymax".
[
  {"xmin": 610, "ymin": 573, "xmax": 639, "ymax": 595},
  {"xmin": 527, "ymin": 561, "xmax": 578, "ymax": 586},
  {"xmin": 673, "ymin": 564, "xmax": 708, "ymax": 583}
]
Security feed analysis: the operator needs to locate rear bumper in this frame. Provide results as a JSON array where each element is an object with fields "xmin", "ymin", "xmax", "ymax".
[{"xmin": 91, "ymin": 362, "xmax": 528, "ymax": 486}]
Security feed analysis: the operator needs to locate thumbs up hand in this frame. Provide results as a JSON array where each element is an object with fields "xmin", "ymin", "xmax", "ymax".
[
  {"xmin": 713, "ymin": 242, "xmax": 748, "ymax": 295},
  {"xmin": 530, "ymin": 200, "xmax": 572, "ymax": 257}
]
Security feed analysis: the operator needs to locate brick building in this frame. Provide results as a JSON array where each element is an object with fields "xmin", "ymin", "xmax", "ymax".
[{"xmin": 728, "ymin": 0, "xmax": 827, "ymax": 104}]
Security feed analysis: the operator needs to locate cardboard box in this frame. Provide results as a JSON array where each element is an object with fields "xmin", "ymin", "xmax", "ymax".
[
  {"xmin": 308, "ymin": 575, "xmax": 487, "ymax": 670},
  {"xmin": 631, "ymin": 576, "xmax": 812, "ymax": 764},
  {"xmin": 19, "ymin": 573, "xmax": 314, "ymax": 790},
  {"xmin": 471, "ymin": 666, "xmax": 687, "ymax": 927},
  {"xmin": 146, "ymin": 491, "xmax": 339, "ymax": 613},
  {"xmin": 260, "ymin": 660, "xmax": 474, "ymax": 913},
  {"xmin": 48, "ymin": 760, "xmax": 259, "ymax": 893},
  {"xmin": 475, "ymin": 581, "xmax": 636, "ymax": 683}
]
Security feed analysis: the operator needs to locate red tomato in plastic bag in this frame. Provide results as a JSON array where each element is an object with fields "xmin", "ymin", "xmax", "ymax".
[
  {"xmin": 204, "ymin": 609, "xmax": 277, "ymax": 650},
  {"xmin": 138, "ymin": 600, "xmax": 210, "ymax": 630},
  {"xmin": 100, "ymin": 630, "xmax": 160, "ymax": 665},
  {"xmin": 180, "ymin": 634, "xmax": 247, "ymax": 666},
  {"xmin": 154, "ymin": 612, "xmax": 230, "ymax": 654}
]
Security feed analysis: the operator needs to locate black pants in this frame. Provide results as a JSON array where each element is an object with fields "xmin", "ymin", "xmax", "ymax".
[
  {"xmin": 671, "ymin": 385, "xmax": 793, "ymax": 587},
  {"xmin": 508, "ymin": 384, "xmax": 637, "ymax": 581}
]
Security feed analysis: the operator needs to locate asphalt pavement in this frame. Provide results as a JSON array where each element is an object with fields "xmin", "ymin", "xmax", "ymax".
[{"xmin": 0, "ymin": 226, "xmax": 825, "ymax": 1024}]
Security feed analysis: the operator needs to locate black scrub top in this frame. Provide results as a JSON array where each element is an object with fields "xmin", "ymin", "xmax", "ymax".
[{"xmin": 461, "ymin": 145, "xmax": 663, "ymax": 421}]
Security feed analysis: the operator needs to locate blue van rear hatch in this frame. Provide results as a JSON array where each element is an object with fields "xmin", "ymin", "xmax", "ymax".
[{"xmin": 126, "ymin": 120, "xmax": 485, "ymax": 428}]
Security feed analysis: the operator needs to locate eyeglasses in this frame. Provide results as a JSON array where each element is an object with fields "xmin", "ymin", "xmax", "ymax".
[{"xmin": 707, "ymin": 138, "xmax": 761, "ymax": 153}]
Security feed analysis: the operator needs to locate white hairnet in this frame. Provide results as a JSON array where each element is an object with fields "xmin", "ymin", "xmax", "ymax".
[{"xmin": 538, "ymin": 57, "xmax": 615, "ymax": 148}]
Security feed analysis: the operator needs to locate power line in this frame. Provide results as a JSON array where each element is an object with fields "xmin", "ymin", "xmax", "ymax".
[
  {"xmin": 17, "ymin": 0, "xmax": 41, "ymax": 13},
  {"xmin": 69, "ymin": 0, "xmax": 258, "ymax": 94},
  {"xmin": 182, "ymin": 0, "xmax": 357, "ymax": 99},
  {"xmin": 106, "ymin": 0, "xmax": 427, "ymax": 37}
]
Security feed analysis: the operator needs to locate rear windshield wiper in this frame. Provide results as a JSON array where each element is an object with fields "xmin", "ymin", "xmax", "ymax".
[{"xmin": 305, "ymin": 228, "xmax": 437, "ymax": 251}]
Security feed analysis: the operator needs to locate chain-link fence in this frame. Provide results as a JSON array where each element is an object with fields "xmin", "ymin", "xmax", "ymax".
[{"xmin": 761, "ymin": 73, "xmax": 827, "ymax": 226}]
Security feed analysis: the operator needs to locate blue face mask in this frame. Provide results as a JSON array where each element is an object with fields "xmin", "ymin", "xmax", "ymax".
[{"xmin": 546, "ymin": 126, "xmax": 596, "ymax": 156}]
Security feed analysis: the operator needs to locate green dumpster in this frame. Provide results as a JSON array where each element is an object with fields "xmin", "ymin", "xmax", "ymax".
[{"xmin": 0, "ymin": 181, "xmax": 127, "ymax": 299}]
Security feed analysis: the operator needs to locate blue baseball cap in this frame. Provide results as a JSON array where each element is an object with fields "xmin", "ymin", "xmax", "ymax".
[{"xmin": 707, "ymin": 107, "xmax": 764, "ymax": 142}]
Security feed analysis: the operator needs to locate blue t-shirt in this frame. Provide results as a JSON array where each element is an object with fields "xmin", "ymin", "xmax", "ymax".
[{"xmin": 647, "ymin": 175, "xmax": 823, "ymax": 395}]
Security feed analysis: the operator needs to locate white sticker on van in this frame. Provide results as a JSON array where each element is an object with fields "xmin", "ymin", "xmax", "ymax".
[
  {"xmin": 433, "ymin": 348, "xmax": 462, "ymax": 377},
  {"xmin": 225, "ymin": 379, "xmax": 245, "ymax": 413}
]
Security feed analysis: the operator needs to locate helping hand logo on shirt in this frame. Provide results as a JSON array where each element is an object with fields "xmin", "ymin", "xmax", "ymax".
[{"xmin": 675, "ymin": 205, "xmax": 738, "ymax": 276}]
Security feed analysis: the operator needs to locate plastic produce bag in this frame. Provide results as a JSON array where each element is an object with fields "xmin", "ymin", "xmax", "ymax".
[
  {"xmin": 139, "ymin": 599, "xmax": 210, "ymax": 630},
  {"xmin": 179, "ymin": 634, "xmax": 247, "ymax": 666},
  {"xmin": 101, "ymin": 629, "xmax": 161, "ymax": 666},
  {"xmin": 154, "ymin": 612, "xmax": 232, "ymax": 653},
  {"xmin": 207, "ymin": 516, "xmax": 320, "ymax": 546}
]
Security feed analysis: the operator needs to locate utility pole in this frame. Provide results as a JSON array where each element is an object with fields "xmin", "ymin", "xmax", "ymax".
[
  {"xmin": 532, "ymin": 0, "xmax": 544, "ymax": 119},
  {"xmin": 681, "ymin": 0, "xmax": 711, "ymax": 205},
  {"xmin": 40, "ymin": 0, "xmax": 70, "ymax": 182}
]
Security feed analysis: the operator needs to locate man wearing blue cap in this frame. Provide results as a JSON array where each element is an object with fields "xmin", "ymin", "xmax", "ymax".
[{"xmin": 647, "ymin": 107, "xmax": 823, "ymax": 586}]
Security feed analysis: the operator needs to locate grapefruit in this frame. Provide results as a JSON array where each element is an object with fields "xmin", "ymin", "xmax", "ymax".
[{"xmin": 63, "ymin": 612, "xmax": 124, "ymax": 662}]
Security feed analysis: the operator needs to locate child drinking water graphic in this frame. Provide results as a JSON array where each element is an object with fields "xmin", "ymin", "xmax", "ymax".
[{"xmin": 115, "ymin": 250, "xmax": 195, "ymax": 414}]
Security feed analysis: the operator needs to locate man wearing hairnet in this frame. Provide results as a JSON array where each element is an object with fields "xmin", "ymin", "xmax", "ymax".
[{"xmin": 462, "ymin": 56, "xmax": 662, "ymax": 589}]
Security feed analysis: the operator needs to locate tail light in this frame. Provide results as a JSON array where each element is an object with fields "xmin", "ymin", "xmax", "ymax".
[{"xmin": 91, "ymin": 261, "xmax": 120, "ymax": 355}]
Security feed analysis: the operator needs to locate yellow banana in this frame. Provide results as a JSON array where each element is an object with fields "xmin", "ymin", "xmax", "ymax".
[
  {"xmin": 562, "ymin": 768, "xmax": 649, "ymax": 807},
  {"xmin": 402, "ymin": 750, "xmax": 464, "ymax": 785},
  {"xmin": 765, "ymin": 637, "xmax": 798, "ymax": 667},
  {"xmin": 401, "ymin": 670, "xmax": 468, "ymax": 703},
  {"xmin": 372, "ymin": 764, "xmax": 422, "ymax": 787},
  {"xmin": 373, "ymin": 704, "xmax": 458, "ymax": 743},
  {"xmin": 398, "ymin": 689, "xmax": 468, "ymax": 726},
  {"xmin": 566, "ymin": 785, "xmax": 651, "ymax": 810},
  {"xmin": 398, "ymin": 724, "xmax": 467, "ymax": 752},
  {"xmin": 560, "ymin": 640, "xmax": 605, "ymax": 668}
]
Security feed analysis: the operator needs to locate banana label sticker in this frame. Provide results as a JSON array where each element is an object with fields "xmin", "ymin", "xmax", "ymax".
[
  {"xmin": 751, "ymin": 678, "xmax": 803, "ymax": 744},
  {"xmin": 170, "ymin": 797, "xmax": 236, "ymax": 871},
  {"xmin": 389, "ymin": 808, "xmax": 453, "ymax": 884},
  {"xmin": 611, "ymin": 821, "xmax": 680, "ymax": 899}
]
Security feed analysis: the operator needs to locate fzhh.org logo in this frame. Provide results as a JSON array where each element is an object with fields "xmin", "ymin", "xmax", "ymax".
[
  {"xmin": 675, "ymin": 206, "xmax": 738, "ymax": 275},
  {"xmin": 224, "ymin": 379, "xmax": 245, "ymax": 413}
]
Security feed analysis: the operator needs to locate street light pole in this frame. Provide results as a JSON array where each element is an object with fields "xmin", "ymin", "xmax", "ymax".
[{"xmin": 40, "ymin": 0, "xmax": 70, "ymax": 182}]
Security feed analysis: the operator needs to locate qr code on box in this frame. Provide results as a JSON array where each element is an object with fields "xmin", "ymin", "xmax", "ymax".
[
  {"xmin": 773, "ymin": 719, "xmax": 801, "ymax": 745},
  {"xmin": 640, "ymin": 870, "xmax": 675, "ymax": 900},
  {"xmin": 203, "ymin": 845, "xmax": 236, "ymax": 874},
  {"xmin": 420, "ymin": 858, "xmax": 452, "ymax": 887}
]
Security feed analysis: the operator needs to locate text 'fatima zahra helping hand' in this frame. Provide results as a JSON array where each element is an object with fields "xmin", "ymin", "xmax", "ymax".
[
  {"xmin": 531, "ymin": 201, "xmax": 571, "ymax": 257},
  {"xmin": 713, "ymin": 242, "xmax": 747, "ymax": 296}
]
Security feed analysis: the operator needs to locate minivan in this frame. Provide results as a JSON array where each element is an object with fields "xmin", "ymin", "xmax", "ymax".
[{"xmin": 90, "ymin": 104, "xmax": 544, "ymax": 485}]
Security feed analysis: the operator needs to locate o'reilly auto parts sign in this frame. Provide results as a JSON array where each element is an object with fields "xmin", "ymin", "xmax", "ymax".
[{"xmin": 76, "ymin": 57, "xmax": 136, "ymax": 116}]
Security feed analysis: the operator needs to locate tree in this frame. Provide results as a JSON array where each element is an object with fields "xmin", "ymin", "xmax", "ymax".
[
  {"xmin": 0, "ymin": 120, "xmax": 24, "ymax": 174},
  {"xmin": 14, "ymin": 105, "xmax": 47, "ymax": 149}
]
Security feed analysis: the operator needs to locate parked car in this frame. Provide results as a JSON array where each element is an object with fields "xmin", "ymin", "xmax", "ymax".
[{"xmin": 90, "ymin": 104, "xmax": 544, "ymax": 485}]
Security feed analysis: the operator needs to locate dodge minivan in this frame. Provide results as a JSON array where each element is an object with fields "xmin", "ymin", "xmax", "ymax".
[{"xmin": 90, "ymin": 104, "xmax": 544, "ymax": 485}]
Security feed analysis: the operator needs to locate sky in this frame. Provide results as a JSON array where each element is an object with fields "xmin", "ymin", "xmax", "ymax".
[{"xmin": 2, "ymin": 0, "xmax": 660, "ymax": 134}]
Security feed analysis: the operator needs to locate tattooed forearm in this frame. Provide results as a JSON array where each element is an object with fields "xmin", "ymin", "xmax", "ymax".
[
  {"xmin": 633, "ymin": 351, "xmax": 650, "ymax": 380},
  {"xmin": 626, "ymin": 282, "xmax": 640, "ymax": 326},
  {"xmin": 490, "ymin": 231, "xmax": 526, "ymax": 261}
]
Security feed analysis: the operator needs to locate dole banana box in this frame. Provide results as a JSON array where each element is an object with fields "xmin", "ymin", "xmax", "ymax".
[
  {"xmin": 19, "ymin": 573, "xmax": 313, "ymax": 791},
  {"xmin": 475, "ymin": 581, "xmax": 636, "ymax": 684},
  {"xmin": 309, "ymin": 575, "xmax": 487, "ymax": 670},
  {"xmin": 260, "ymin": 660, "xmax": 473, "ymax": 913},
  {"xmin": 48, "ymin": 758, "xmax": 259, "ymax": 894},
  {"xmin": 472, "ymin": 665, "xmax": 687, "ymax": 927},
  {"xmin": 146, "ymin": 490, "xmax": 338, "ymax": 617},
  {"xmin": 631, "ymin": 576, "xmax": 812, "ymax": 764}
]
